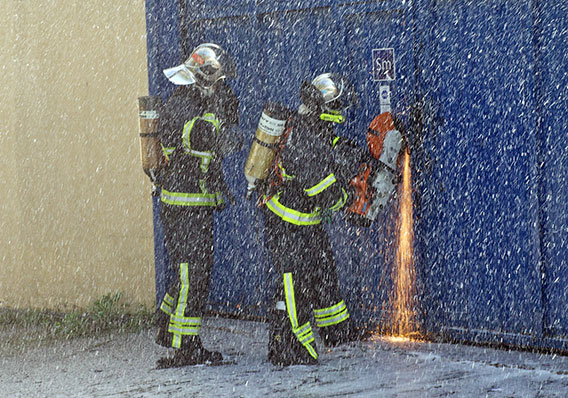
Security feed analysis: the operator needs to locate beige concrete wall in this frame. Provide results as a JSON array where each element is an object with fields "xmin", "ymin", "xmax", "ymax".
[{"xmin": 0, "ymin": 1, "xmax": 156, "ymax": 310}]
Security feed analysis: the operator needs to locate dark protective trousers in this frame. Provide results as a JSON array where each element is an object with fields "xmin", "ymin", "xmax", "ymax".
[
  {"xmin": 265, "ymin": 209, "xmax": 344, "ymax": 313},
  {"xmin": 158, "ymin": 205, "xmax": 215, "ymax": 349},
  {"xmin": 264, "ymin": 208, "xmax": 347, "ymax": 359}
]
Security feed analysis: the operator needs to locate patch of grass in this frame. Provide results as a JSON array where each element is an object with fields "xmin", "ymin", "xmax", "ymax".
[
  {"xmin": 0, "ymin": 293, "xmax": 154, "ymax": 345},
  {"xmin": 0, "ymin": 308, "xmax": 61, "ymax": 330},
  {"xmin": 53, "ymin": 292, "xmax": 153, "ymax": 339}
]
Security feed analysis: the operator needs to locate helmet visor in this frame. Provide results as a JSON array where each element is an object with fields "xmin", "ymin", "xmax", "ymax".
[{"xmin": 163, "ymin": 64, "xmax": 197, "ymax": 86}]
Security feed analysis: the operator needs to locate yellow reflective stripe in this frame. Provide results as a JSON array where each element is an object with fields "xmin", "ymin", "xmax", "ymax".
[
  {"xmin": 164, "ymin": 293, "xmax": 175, "ymax": 306},
  {"xmin": 314, "ymin": 300, "xmax": 350, "ymax": 327},
  {"xmin": 320, "ymin": 112, "xmax": 345, "ymax": 124},
  {"xmin": 169, "ymin": 315, "xmax": 201, "ymax": 325},
  {"xmin": 278, "ymin": 162, "xmax": 295, "ymax": 180},
  {"xmin": 294, "ymin": 322, "xmax": 311, "ymax": 337},
  {"xmin": 216, "ymin": 191, "xmax": 224, "ymax": 206},
  {"xmin": 330, "ymin": 188, "xmax": 348, "ymax": 211},
  {"xmin": 304, "ymin": 342, "xmax": 318, "ymax": 359},
  {"xmin": 186, "ymin": 149, "xmax": 212, "ymax": 172},
  {"xmin": 314, "ymin": 300, "xmax": 347, "ymax": 318},
  {"xmin": 283, "ymin": 273, "xmax": 318, "ymax": 360},
  {"xmin": 159, "ymin": 293, "xmax": 175, "ymax": 315},
  {"xmin": 294, "ymin": 322, "xmax": 318, "ymax": 359},
  {"xmin": 283, "ymin": 273, "xmax": 298, "ymax": 329},
  {"xmin": 201, "ymin": 113, "xmax": 221, "ymax": 131},
  {"xmin": 162, "ymin": 145, "xmax": 175, "ymax": 162},
  {"xmin": 171, "ymin": 263, "xmax": 190, "ymax": 348},
  {"xmin": 188, "ymin": 149, "xmax": 212, "ymax": 158},
  {"xmin": 182, "ymin": 117, "xmax": 199, "ymax": 152},
  {"xmin": 266, "ymin": 194, "xmax": 321, "ymax": 225},
  {"xmin": 160, "ymin": 302, "xmax": 173, "ymax": 316},
  {"xmin": 161, "ymin": 189, "xmax": 217, "ymax": 206},
  {"xmin": 168, "ymin": 315, "xmax": 201, "ymax": 336},
  {"xmin": 305, "ymin": 173, "xmax": 336, "ymax": 197},
  {"xmin": 294, "ymin": 323, "xmax": 313, "ymax": 344},
  {"xmin": 315, "ymin": 310, "xmax": 350, "ymax": 327},
  {"xmin": 198, "ymin": 179, "xmax": 208, "ymax": 194},
  {"xmin": 332, "ymin": 136, "xmax": 340, "ymax": 148},
  {"xmin": 168, "ymin": 324, "xmax": 200, "ymax": 336},
  {"xmin": 182, "ymin": 114, "xmax": 220, "ymax": 154},
  {"xmin": 176, "ymin": 264, "xmax": 190, "ymax": 318},
  {"xmin": 297, "ymin": 335, "xmax": 314, "ymax": 345}
]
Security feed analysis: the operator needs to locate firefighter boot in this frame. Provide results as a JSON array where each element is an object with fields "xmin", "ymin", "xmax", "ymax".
[
  {"xmin": 320, "ymin": 320, "xmax": 370, "ymax": 347},
  {"xmin": 154, "ymin": 311, "xmax": 172, "ymax": 348},
  {"xmin": 268, "ymin": 307, "xmax": 318, "ymax": 366},
  {"xmin": 156, "ymin": 336, "xmax": 223, "ymax": 369}
]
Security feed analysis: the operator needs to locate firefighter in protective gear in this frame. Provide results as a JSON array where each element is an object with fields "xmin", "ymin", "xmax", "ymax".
[
  {"xmin": 262, "ymin": 73, "xmax": 360, "ymax": 366},
  {"xmin": 154, "ymin": 43, "xmax": 239, "ymax": 368}
]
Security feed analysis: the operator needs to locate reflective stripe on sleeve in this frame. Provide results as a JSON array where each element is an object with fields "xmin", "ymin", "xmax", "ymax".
[
  {"xmin": 304, "ymin": 173, "xmax": 337, "ymax": 197},
  {"xmin": 278, "ymin": 162, "xmax": 295, "ymax": 181},
  {"xmin": 163, "ymin": 293, "xmax": 175, "ymax": 307},
  {"xmin": 329, "ymin": 188, "xmax": 349, "ymax": 212},
  {"xmin": 266, "ymin": 194, "xmax": 321, "ymax": 225}
]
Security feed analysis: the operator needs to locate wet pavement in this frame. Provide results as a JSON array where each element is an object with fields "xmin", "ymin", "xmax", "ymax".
[{"xmin": 1, "ymin": 317, "xmax": 567, "ymax": 397}]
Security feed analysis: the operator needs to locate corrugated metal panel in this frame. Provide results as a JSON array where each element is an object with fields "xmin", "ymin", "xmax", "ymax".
[
  {"xmin": 416, "ymin": 0, "xmax": 543, "ymax": 336},
  {"xmin": 415, "ymin": 0, "xmax": 567, "ymax": 349},
  {"xmin": 534, "ymin": 1, "xmax": 568, "ymax": 339}
]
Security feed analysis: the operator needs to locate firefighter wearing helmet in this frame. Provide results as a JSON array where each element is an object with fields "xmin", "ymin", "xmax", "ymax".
[
  {"xmin": 261, "ymin": 73, "xmax": 364, "ymax": 366},
  {"xmin": 153, "ymin": 43, "xmax": 240, "ymax": 368}
]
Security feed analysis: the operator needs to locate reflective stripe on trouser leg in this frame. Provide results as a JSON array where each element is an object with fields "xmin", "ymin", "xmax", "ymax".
[
  {"xmin": 159, "ymin": 293, "xmax": 175, "ymax": 316},
  {"xmin": 313, "ymin": 300, "xmax": 350, "ymax": 328},
  {"xmin": 283, "ymin": 273, "xmax": 318, "ymax": 359},
  {"xmin": 169, "ymin": 263, "xmax": 201, "ymax": 348}
]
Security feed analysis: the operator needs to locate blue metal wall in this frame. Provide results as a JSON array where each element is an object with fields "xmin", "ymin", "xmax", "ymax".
[
  {"xmin": 413, "ymin": 0, "xmax": 568, "ymax": 350},
  {"xmin": 144, "ymin": 0, "xmax": 568, "ymax": 350},
  {"xmin": 533, "ymin": 0, "xmax": 568, "ymax": 341}
]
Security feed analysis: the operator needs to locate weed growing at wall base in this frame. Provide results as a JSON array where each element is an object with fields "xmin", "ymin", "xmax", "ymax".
[
  {"xmin": 53, "ymin": 292, "xmax": 153, "ymax": 339},
  {"xmin": 0, "ymin": 293, "xmax": 153, "ymax": 354}
]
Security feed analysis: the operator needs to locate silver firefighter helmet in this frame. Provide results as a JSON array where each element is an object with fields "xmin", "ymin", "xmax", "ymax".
[
  {"xmin": 310, "ymin": 73, "xmax": 358, "ymax": 113},
  {"xmin": 163, "ymin": 43, "xmax": 236, "ymax": 95}
]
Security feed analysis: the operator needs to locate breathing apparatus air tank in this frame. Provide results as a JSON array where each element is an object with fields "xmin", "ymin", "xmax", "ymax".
[
  {"xmin": 244, "ymin": 102, "xmax": 290, "ymax": 199},
  {"xmin": 137, "ymin": 96, "xmax": 165, "ymax": 184}
]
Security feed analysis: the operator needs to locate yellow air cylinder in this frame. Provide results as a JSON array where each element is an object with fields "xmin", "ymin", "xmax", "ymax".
[
  {"xmin": 137, "ymin": 96, "xmax": 165, "ymax": 181},
  {"xmin": 244, "ymin": 103, "xmax": 289, "ymax": 199}
]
